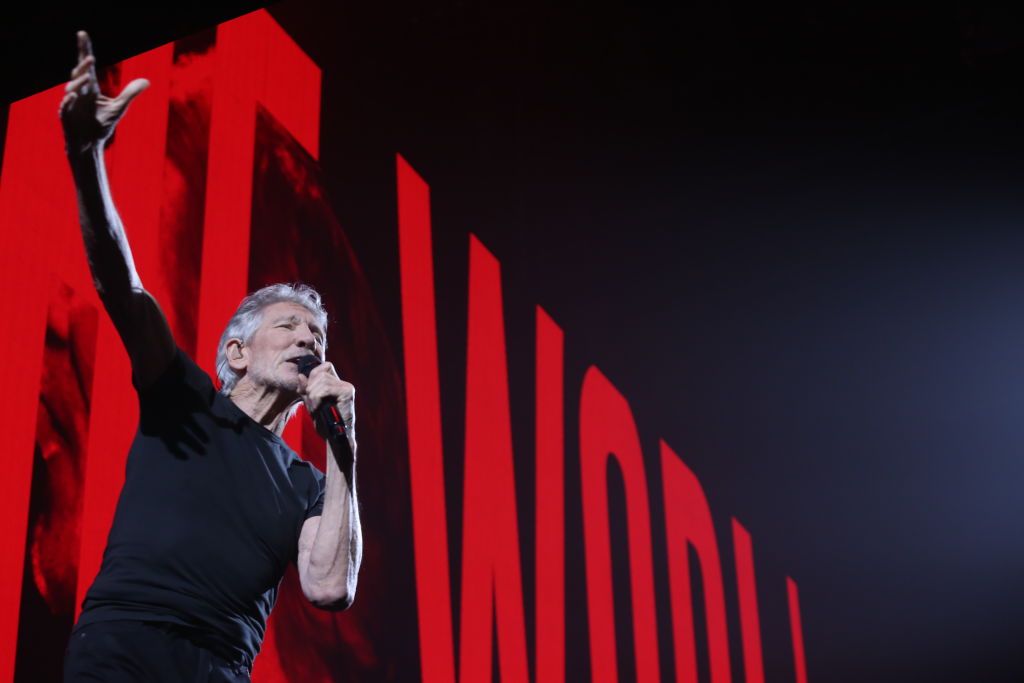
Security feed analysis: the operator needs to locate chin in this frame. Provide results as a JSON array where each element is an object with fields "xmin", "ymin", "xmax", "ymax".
[
  {"xmin": 254, "ymin": 372, "xmax": 300, "ymax": 394},
  {"xmin": 278, "ymin": 378, "xmax": 302, "ymax": 394},
  {"xmin": 269, "ymin": 368, "xmax": 299, "ymax": 389}
]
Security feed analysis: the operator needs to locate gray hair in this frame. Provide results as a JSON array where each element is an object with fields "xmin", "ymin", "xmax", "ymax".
[{"xmin": 216, "ymin": 283, "xmax": 329, "ymax": 395}]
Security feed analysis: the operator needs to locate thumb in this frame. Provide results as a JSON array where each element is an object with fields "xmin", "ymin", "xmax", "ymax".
[{"xmin": 117, "ymin": 78, "xmax": 150, "ymax": 105}]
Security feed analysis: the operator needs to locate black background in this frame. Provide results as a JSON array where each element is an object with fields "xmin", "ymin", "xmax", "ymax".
[{"xmin": 5, "ymin": 2, "xmax": 1024, "ymax": 681}]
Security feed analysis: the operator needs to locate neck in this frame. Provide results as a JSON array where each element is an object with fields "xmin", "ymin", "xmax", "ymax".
[{"xmin": 228, "ymin": 379, "xmax": 300, "ymax": 436}]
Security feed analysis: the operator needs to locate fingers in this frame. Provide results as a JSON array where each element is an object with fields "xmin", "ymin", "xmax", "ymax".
[
  {"xmin": 305, "ymin": 365, "xmax": 354, "ymax": 401},
  {"xmin": 116, "ymin": 78, "xmax": 150, "ymax": 105},
  {"xmin": 71, "ymin": 55, "xmax": 94, "ymax": 80},
  {"xmin": 59, "ymin": 92, "xmax": 78, "ymax": 118},
  {"xmin": 310, "ymin": 362, "xmax": 348, "ymax": 383},
  {"xmin": 65, "ymin": 72, "xmax": 91, "ymax": 95},
  {"xmin": 75, "ymin": 31, "xmax": 99, "ymax": 90},
  {"xmin": 69, "ymin": 33, "xmax": 149, "ymax": 115},
  {"xmin": 311, "ymin": 361, "xmax": 336, "ymax": 377},
  {"xmin": 70, "ymin": 32, "xmax": 98, "ymax": 100},
  {"xmin": 77, "ymin": 31, "xmax": 93, "ymax": 64}
]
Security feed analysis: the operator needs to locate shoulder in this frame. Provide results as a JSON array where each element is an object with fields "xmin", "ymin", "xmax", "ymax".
[{"xmin": 135, "ymin": 345, "xmax": 218, "ymax": 407}]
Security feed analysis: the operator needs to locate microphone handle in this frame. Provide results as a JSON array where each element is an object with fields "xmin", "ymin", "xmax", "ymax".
[{"xmin": 316, "ymin": 400, "xmax": 349, "ymax": 442}]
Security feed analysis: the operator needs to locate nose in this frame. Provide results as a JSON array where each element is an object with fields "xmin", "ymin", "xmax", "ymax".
[{"xmin": 295, "ymin": 324, "xmax": 319, "ymax": 352}]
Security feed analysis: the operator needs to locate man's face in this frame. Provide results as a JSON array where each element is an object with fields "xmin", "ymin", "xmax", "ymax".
[{"xmin": 239, "ymin": 301, "xmax": 326, "ymax": 393}]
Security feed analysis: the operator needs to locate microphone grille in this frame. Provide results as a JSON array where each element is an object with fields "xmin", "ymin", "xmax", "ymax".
[{"xmin": 296, "ymin": 355, "xmax": 321, "ymax": 377}]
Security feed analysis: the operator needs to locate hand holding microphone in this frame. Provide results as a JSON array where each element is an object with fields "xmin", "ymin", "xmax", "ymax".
[{"xmin": 296, "ymin": 356, "xmax": 356, "ymax": 458}]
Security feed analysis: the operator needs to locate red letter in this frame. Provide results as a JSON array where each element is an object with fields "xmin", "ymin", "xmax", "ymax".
[
  {"xmin": 787, "ymin": 577, "xmax": 808, "ymax": 683},
  {"xmin": 732, "ymin": 519, "xmax": 764, "ymax": 683},
  {"xmin": 579, "ymin": 367, "xmax": 660, "ymax": 683},
  {"xmin": 397, "ymin": 155, "xmax": 456, "ymax": 683},
  {"xmin": 0, "ymin": 83, "xmax": 77, "ymax": 681},
  {"xmin": 195, "ymin": 9, "xmax": 322, "ymax": 374},
  {"xmin": 660, "ymin": 441, "xmax": 731, "ymax": 683},
  {"xmin": 458, "ymin": 237, "xmax": 529, "ymax": 682},
  {"xmin": 536, "ymin": 307, "xmax": 564, "ymax": 683}
]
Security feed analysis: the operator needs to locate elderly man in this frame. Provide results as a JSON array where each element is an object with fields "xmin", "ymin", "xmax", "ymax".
[{"xmin": 59, "ymin": 31, "xmax": 362, "ymax": 682}]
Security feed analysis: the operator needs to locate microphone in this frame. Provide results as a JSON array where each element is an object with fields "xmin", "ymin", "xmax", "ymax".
[{"xmin": 295, "ymin": 355, "xmax": 351, "ymax": 449}]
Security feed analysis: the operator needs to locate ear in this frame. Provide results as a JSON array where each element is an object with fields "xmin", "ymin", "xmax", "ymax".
[{"xmin": 225, "ymin": 338, "xmax": 248, "ymax": 372}]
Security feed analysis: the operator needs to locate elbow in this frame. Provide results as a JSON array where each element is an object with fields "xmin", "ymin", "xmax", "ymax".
[
  {"xmin": 319, "ymin": 593, "xmax": 355, "ymax": 612},
  {"xmin": 304, "ymin": 581, "xmax": 355, "ymax": 612},
  {"xmin": 310, "ymin": 591, "xmax": 354, "ymax": 612}
]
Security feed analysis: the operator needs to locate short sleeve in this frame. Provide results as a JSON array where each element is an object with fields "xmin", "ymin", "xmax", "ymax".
[
  {"xmin": 134, "ymin": 346, "xmax": 215, "ymax": 402},
  {"xmin": 305, "ymin": 472, "xmax": 325, "ymax": 520}
]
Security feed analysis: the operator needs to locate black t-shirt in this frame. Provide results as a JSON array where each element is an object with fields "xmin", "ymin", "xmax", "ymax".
[{"xmin": 75, "ymin": 347, "xmax": 325, "ymax": 667}]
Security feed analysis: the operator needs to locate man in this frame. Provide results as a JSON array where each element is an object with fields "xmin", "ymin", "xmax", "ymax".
[{"xmin": 59, "ymin": 31, "xmax": 362, "ymax": 682}]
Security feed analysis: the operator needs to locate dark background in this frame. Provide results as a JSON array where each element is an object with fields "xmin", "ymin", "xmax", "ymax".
[{"xmin": 5, "ymin": 2, "xmax": 1024, "ymax": 681}]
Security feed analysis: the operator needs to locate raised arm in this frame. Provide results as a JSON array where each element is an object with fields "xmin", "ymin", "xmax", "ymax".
[
  {"xmin": 60, "ymin": 31, "xmax": 175, "ymax": 388},
  {"xmin": 295, "ymin": 362, "xmax": 362, "ymax": 610}
]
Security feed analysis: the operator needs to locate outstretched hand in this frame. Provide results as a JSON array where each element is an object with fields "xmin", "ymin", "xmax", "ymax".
[{"xmin": 59, "ymin": 31, "xmax": 149, "ymax": 156}]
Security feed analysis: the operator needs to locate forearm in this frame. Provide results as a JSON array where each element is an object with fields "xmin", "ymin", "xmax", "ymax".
[
  {"xmin": 67, "ymin": 146, "xmax": 143, "ymax": 305},
  {"xmin": 305, "ymin": 435, "xmax": 362, "ymax": 607}
]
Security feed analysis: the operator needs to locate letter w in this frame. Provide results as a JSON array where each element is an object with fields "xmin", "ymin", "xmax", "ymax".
[
  {"xmin": 460, "ymin": 236, "xmax": 530, "ymax": 682},
  {"xmin": 398, "ymin": 157, "xmax": 530, "ymax": 683}
]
